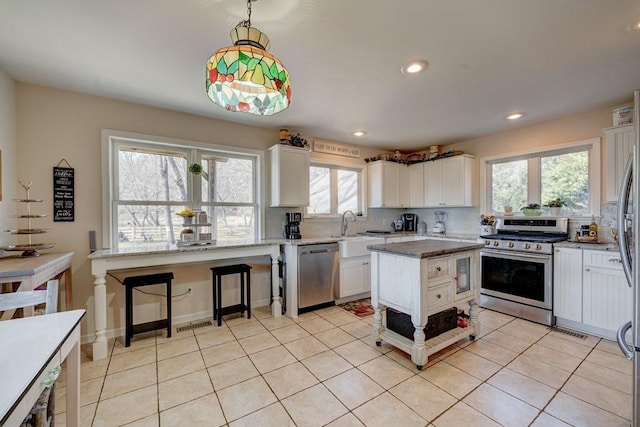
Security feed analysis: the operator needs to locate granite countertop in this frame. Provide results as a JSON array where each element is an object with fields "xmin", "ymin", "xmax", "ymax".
[
  {"xmin": 368, "ymin": 239, "xmax": 484, "ymax": 259},
  {"xmin": 554, "ymin": 241, "xmax": 619, "ymax": 251},
  {"xmin": 88, "ymin": 239, "xmax": 283, "ymax": 259}
]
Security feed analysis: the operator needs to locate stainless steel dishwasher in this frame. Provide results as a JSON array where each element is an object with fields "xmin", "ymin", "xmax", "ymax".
[{"xmin": 297, "ymin": 242, "xmax": 340, "ymax": 312}]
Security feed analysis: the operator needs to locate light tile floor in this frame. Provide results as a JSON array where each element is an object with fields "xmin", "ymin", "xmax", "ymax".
[{"xmin": 53, "ymin": 307, "xmax": 632, "ymax": 426}]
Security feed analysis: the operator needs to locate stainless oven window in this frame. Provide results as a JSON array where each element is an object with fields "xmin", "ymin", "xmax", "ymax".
[{"xmin": 481, "ymin": 250, "xmax": 550, "ymax": 303}]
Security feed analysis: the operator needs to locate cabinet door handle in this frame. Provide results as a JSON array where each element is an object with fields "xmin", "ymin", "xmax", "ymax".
[
  {"xmin": 555, "ymin": 249, "xmax": 560, "ymax": 253},
  {"xmin": 609, "ymin": 258, "xmax": 622, "ymax": 264},
  {"xmin": 584, "ymin": 268, "xmax": 590, "ymax": 272},
  {"xmin": 436, "ymin": 294, "xmax": 442, "ymax": 299},
  {"xmin": 436, "ymin": 266, "xmax": 441, "ymax": 272}
]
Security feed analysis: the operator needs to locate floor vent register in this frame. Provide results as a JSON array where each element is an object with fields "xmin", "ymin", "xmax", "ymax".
[
  {"xmin": 549, "ymin": 326, "xmax": 588, "ymax": 340},
  {"xmin": 176, "ymin": 320, "xmax": 213, "ymax": 332}
]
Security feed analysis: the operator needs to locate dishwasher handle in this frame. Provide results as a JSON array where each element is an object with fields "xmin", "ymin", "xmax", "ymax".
[
  {"xmin": 298, "ymin": 243, "xmax": 339, "ymax": 255},
  {"xmin": 308, "ymin": 248, "xmax": 337, "ymax": 254}
]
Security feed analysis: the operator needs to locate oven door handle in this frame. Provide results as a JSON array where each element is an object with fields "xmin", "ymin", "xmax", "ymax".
[{"xmin": 480, "ymin": 249, "xmax": 550, "ymax": 261}]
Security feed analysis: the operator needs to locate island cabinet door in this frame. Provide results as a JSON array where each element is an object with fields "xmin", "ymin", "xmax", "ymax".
[{"xmin": 453, "ymin": 251, "xmax": 477, "ymax": 301}]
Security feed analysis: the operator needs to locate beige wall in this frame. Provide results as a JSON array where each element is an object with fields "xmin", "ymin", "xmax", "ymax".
[
  {"xmin": 447, "ymin": 105, "xmax": 623, "ymax": 158},
  {"xmin": 0, "ymin": 69, "xmax": 17, "ymax": 237}
]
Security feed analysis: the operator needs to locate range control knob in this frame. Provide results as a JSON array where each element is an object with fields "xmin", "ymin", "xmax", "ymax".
[
  {"xmin": 508, "ymin": 242, "xmax": 514, "ymax": 248},
  {"xmin": 484, "ymin": 240, "xmax": 491, "ymax": 245},
  {"xmin": 523, "ymin": 243, "xmax": 531, "ymax": 249},
  {"xmin": 535, "ymin": 244, "xmax": 542, "ymax": 250},
  {"xmin": 493, "ymin": 241, "xmax": 500, "ymax": 247}
]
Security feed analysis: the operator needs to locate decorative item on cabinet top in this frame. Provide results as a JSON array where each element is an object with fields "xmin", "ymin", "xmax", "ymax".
[{"xmin": 364, "ymin": 150, "xmax": 465, "ymax": 164}]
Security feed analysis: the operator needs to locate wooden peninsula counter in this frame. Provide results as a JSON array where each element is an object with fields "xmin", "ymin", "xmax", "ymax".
[{"xmin": 368, "ymin": 239, "xmax": 484, "ymax": 369}]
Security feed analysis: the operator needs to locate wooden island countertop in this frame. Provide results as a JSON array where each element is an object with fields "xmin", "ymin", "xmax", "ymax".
[{"xmin": 368, "ymin": 239, "xmax": 484, "ymax": 258}]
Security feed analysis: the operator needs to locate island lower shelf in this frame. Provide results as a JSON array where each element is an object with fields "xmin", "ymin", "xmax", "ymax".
[{"xmin": 378, "ymin": 325, "xmax": 476, "ymax": 359}]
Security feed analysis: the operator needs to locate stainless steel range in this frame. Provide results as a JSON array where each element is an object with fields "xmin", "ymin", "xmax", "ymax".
[{"xmin": 478, "ymin": 216, "xmax": 568, "ymax": 325}]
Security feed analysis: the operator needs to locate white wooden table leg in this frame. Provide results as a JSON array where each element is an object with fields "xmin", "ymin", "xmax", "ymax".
[
  {"xmin": 92, "ymin": 272, "xmax": 109, "ymax": 360},
  {"xmin": 65, "ymin": 327, "xmax": 81, "ymax": 427}
]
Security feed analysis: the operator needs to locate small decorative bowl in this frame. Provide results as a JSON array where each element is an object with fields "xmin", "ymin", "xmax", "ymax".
[{"xmin": 522, "ymin": 208, "xmax": 542, "ymax": 216}]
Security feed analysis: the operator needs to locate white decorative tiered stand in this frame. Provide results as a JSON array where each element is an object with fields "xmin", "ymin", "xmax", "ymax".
[{"xmin": 3, "ymin": 180, "xmax": 55, "ymax": 257}]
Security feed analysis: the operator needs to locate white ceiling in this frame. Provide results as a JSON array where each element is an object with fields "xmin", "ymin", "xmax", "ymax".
[{"xmin": 0, "ymin": 0, "xmax": 639, "ymax": 151}]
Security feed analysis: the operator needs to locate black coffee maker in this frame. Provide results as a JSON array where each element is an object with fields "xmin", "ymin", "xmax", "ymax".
[
  {"xmin": 401, "ymin": 213, "xmax": 417, "ymax": 232},
  {"xmin": 284, "ymin": 212, "xmax": 302, "ymax": 239}
]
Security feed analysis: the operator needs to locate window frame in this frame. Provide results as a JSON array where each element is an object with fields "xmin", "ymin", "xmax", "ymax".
[
  {"xmin": 304, "ymin": 154, "xmax": 367, "ymax": 220},
  {"xmin": 480, "ymin": 137, "xmax": 601, "ymax": 217},
  {"xmin": 101, "ymin": 129, "xmax": 265, "ymax": 248}
]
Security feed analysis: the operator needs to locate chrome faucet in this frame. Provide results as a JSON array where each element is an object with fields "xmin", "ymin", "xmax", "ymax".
[{"xmin": 341, "ymin": 210, "xmax": 357, "ymax": 236}]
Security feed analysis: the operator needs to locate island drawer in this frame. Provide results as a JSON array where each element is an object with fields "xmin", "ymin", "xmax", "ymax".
[
  {"xmin": 426, "ymin": 282, "xmax": 452, "ymax": 310},
  {"xmin": 425, "ymin": 257, "xmax": 451, "ymax": 280},
  {"xmin": 583, "ymin": 249, "xmax": 623, "ymax": 270}
]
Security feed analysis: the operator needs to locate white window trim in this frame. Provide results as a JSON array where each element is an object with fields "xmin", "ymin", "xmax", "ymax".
[
  {"xmin": 304, "ymin": 153, "xmax": 368, "ymax": 222},
  {"xmin": 100, "ymin": 129, "xmax": 265, "ymax": 248},
  {"xmin": 479, "ymin": 137, "xmax": 601, "ymax": 217}
]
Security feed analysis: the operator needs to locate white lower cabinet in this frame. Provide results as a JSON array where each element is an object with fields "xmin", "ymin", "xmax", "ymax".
[
  {"xmin": 553, "ymin": 247, "xmax": 632, "ymax": 338},
  {"xmin": 582, "ymin": 250, "xmax": 632, "ymax": 333},
  {"xmin": 339, "ymin": 256, "xmax": 371, "ymax": 298},
  {"xmin": 553, "ymin": 247, "xmax": 583, "ymax": 322}
]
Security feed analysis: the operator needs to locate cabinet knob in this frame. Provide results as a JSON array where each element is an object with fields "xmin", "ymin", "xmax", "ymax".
[
  {"xmin": 436, "ymin": 266, "xmax": 441, "ymax": 271},
  {"xmin": 363, "ymin": 262, "xmax": 369, "ymax": 266},
  {"xmin": 437, "ymin": 294, "xmax": 442, "ymax": 299},
  {"xmin": 555, "ymin": 249, "xmax": 560, "ymax": 253},
  {"xmin": 584, "ymin": 268, "xmax": 590, "ymax": 272}
]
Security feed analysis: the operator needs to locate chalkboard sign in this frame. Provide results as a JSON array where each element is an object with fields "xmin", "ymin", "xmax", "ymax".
[{"xmin": 53, "ymin": 166, "xmax": 74, "ymax": 221}]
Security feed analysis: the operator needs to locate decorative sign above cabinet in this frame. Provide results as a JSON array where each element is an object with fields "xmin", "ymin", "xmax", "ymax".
[{"xmin": 313, "ymin": 140, "xmax": 360, "ymax": 158}]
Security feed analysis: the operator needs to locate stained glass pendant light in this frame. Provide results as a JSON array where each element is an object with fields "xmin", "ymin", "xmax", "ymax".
[{"xmin": 206, "ymin": 0, "xmax": 291, "ymax": 115}]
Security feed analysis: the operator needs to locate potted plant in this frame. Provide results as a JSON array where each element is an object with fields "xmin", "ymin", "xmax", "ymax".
[
  {"xmin": 544, "ymin": 198, "xmax": 566, "ymax": 216},
  {"xmin": 176, "ymin": 208, "xmax": 196, "ymax": 223},
  {"xmin": 188, "ymin": 163, "xmax": 203, "ymax": 176},
  {"xmin": 289, "ymin": 133, "xmax": 309, "ymax": 148},
  {"xmin": 521, "ymin": 203, "xmax": 541, "ymax": 216}
]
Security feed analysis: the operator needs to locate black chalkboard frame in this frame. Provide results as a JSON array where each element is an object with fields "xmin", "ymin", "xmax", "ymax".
[{"xmin": 53, "ymin": 166, "xmax": 74, "ymax": 222}]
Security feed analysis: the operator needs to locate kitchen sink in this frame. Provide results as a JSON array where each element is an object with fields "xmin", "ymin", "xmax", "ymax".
[{"xmin": 339, "ymin": 236, "xmax": 385, "ymax": 258}]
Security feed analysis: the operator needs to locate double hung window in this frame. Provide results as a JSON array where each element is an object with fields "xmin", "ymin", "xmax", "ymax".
[
  {"xmin": 102, "ymin": 131, "xmax": 260, "ymax": 248},
  {"xmin": 484, "ymin": 138, "xmax": 600, "ymax": 217},
  {"xmin": 306, "ymin": 162, "xmax": 363, "ymax": 217}
]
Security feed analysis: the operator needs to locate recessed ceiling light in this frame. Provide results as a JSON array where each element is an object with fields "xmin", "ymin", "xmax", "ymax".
[
  {"xmin": 401, "ymin": 60, "xmax": 429, "ymax": 74},
  {"xmin": 506, "ymin": 113, "xmax": 524, "ymax": 120},
  {"xmin": 627, "ymin": 17, "xmax": 640, "ymax": 31},
  {"xmin": 352, "ymin": 131, "xmax": 367, "ymax": 137}
]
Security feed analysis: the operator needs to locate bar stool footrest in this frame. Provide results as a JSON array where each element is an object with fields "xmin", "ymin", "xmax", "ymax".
[
  {"xmin": 218, "ymin": 304, "xmax": 248, "ymax": 317},
  {"xmin": 132, "ymin": 319, "xmax": 169, "ymax": 336}
]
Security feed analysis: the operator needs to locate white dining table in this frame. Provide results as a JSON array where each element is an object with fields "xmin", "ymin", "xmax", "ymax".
[{"xmin": 0, "ymin": 309, "xmax": 85, "ymax": 427}]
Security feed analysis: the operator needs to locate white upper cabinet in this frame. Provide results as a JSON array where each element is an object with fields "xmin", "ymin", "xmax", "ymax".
[
  {"xmin": 269, "ymin": 144, "xmax": 310, "ymax": 207},
  {"xmin": 407, "ymin": 163, "xmax": 425, "ymax": 208},
  {"xmin": 604, "ymin": 125, "xmax": 634, "ymax": 202},
  {"xmin": 368, "ymin": 161, "xmax": 409, "ymax": 208},
  {"xmin": 424, "ymin": 155, "xmax": 476, "ymax": 207}
]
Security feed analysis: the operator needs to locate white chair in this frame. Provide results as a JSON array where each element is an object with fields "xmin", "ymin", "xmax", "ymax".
[
  {"xmin": 0, "ymin": 280, "xmax": 60, "ymax": 427},
  {"xmin": 0, "ymin": 279, "xmax": 59, "ymax": 316}
]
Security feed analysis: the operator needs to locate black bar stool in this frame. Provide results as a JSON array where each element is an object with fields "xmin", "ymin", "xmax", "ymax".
[
  {"xmin": 210, "ymin": 264, "xmax": 252, "ymax": 326},
  {"xmin": 122, "ymin": 272, "xmax": 174, "ymax": 347}
]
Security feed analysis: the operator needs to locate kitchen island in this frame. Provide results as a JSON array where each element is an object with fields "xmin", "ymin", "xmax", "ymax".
[{"xmin": 369, "ymin": 239, "xmax": 484, "ymax": 369}]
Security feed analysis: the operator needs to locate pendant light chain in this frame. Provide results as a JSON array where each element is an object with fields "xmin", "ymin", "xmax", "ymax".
[{"xmin": 246, "ymin": 0, "xmax": 252, "ymax": 27}]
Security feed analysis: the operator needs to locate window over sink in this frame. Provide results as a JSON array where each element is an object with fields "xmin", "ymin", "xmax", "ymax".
[
  {"xmin": 482, "ymin": 137, "xmax": 600, "ymax": 217},
  {"xmin": 306, "ymin": 159, "xmax": 365, "ymax": 218}
]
